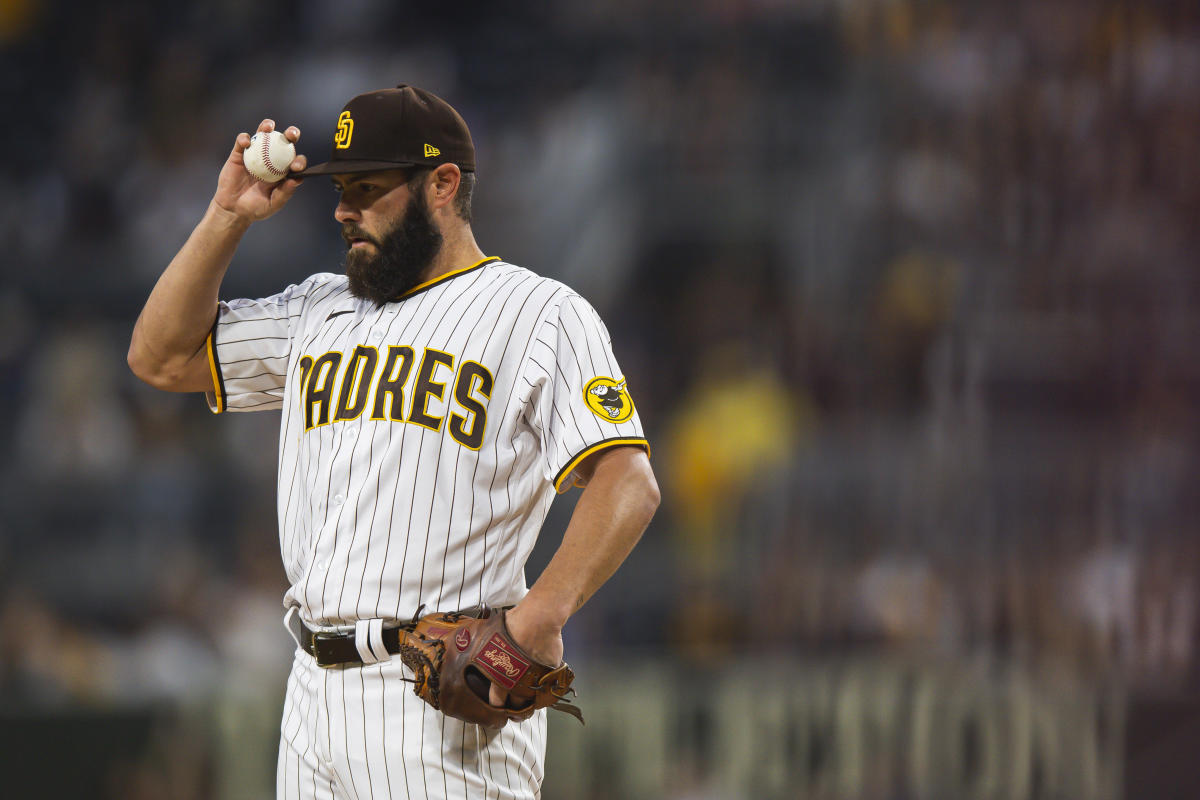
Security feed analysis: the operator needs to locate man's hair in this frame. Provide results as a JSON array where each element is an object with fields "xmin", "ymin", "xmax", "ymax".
[
  {"xmin": 455, "ymin": 172, "xmax": 475, "ymax": 223},
  {"xmin": 406, "ymin": 168, "xmax": 475, "ymax": 223}
]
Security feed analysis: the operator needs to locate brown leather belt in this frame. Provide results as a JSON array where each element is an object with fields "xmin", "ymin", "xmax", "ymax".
[
  {"xmin": 298, "ymin": 605, "xmax": 507, "ymax": 668},
  {"xmin": 300, "ymin": 622, "xmax": 405, "ymax": 668}
]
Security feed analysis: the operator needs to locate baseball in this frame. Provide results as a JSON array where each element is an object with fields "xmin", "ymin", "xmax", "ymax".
[{"xmin": 244, "ymin": 130, "xmax": 296, "ymax": 183}]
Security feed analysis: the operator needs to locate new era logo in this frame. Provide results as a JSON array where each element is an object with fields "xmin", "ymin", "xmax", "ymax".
[{"xmin": 424, "ymin": 143, "xmax": 441, "ymax": 157}]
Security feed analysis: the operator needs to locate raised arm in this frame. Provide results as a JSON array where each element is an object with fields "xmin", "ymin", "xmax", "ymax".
[
  {"xmin": 491, "ymin": 445, "xmax": 659, "ymax": 705},
  {"xmin": 127, "ymin": 119, "xmax": 307, "ymax": 392}
]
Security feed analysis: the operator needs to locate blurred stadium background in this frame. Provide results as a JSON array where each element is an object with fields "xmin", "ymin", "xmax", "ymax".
[{"xmin": 2, "ymin": 0, "xmax": 1198, "ymax": 797}]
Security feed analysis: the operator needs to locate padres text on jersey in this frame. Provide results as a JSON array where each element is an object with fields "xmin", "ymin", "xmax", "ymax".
[{"xmin": 296, "ymin": 344, "xmax": 493, "ymax": 449}]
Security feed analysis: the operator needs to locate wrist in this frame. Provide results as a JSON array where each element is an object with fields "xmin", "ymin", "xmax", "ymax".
[
  {"xmin": 511, "ymin": 592, "xmax": 571, "ymax": 632},
  {"xmin": 206, "ymin": 199, "xmax": 254, "ymax": 233}
]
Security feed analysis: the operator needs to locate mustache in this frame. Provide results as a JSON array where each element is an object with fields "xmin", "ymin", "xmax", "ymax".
[{"xmin": 341, "ymin": 225, "xmax": 380, "ymax": 247}]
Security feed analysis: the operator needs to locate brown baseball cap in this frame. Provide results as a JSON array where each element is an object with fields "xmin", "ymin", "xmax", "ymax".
[{"xmin": 298, "ymin": 85, "xmax": 475, "ymax": 177}]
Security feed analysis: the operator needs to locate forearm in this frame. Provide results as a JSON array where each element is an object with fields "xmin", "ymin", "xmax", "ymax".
[
  {"xmin": 128, "ymin": 202, "xmax": 249, "ymax": 388},
  {"xmin": 130, "ymin": 120, "xmax": 306, "ymax": 390},
  {"xmin": 522, "ymin": 448, "xmax": 660, "ymax": 628}
]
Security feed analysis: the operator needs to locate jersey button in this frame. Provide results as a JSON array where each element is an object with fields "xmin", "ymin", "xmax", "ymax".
[
  {"xmin": 346, "ymin": 428, "xmax": 357, "ymax": 440},
  {"xmin": 316, "ymin": 560, "xmax": 329, "ymax": 570},
  {"xmin": 333, "ymin": 495, "xmax": 344, "ymax": 505}
]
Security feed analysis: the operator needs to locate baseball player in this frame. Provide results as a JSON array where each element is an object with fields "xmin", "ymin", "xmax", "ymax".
[{"xmin": 128, "ymin": 85, "xmax": 659, "ymax": 799}]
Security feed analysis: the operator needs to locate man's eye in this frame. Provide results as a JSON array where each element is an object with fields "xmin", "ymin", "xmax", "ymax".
[{"xmin": 359, "ymin": 184, "xmax": 377, "ymax": 193}]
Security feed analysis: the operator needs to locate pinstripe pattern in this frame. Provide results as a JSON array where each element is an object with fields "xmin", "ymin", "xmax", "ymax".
[
  {"xmin": 277, "ymin": 646, "xmax": 549, "ymax": 799},
  {"xmin": 210, "ymin": 260, "xmax": 644, "ymax": 798}
]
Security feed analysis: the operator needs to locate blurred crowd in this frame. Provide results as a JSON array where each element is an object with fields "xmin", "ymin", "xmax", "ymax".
[{"xmin": 1, "ymin": 1, "xmax": 1199, "ymax": 794}]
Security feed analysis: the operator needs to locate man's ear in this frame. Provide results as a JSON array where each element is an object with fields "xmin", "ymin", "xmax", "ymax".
[{"xmin": 428, "ymin": 163, "xmax": 462, "ymax": 211}]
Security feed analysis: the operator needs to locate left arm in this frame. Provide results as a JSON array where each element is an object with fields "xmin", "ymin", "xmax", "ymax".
[{"xmin": 492, "ymin": 445, "xmax": 659, "ymax": 703}]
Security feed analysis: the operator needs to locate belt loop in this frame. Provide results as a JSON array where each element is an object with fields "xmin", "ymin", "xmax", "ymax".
[
  {"xmin": 354, "ymin": 620, "xmax": 377, "ymax": 663},
  {"xmin": 369, "ymin": 618, "xmax": 389, "ymax": 663},
  {"xmin": 354, "ymin": 619, "xmax": 391, "ymax": 664},
  {"xmin": 283, "ymin": 606, "xmax": 303, "ymax": 650}
]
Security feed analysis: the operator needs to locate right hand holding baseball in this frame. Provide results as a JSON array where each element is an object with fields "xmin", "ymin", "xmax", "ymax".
[{"xmin": 212, "ymin": 119, "xmax": 307, "ymax": 223}]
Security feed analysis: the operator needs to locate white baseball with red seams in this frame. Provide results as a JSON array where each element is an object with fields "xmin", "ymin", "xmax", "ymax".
[{"xmin": 244, "ymin": 130, "xmax": 296, "ymax": 183}]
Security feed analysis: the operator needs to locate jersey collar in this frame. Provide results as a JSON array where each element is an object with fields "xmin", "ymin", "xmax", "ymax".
[{"xmin": 397, "ymin": 256, "xmax": 500, "ymax": 301}]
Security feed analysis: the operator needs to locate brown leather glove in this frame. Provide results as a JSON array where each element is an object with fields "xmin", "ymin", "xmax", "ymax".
[{"xmin": 397, "ymin": 606, "xmax": 584, "ymax": 729}]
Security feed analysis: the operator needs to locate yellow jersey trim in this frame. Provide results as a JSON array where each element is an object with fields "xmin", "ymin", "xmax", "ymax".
[
  {"xmin": 206, "ymin": 328, "xmax": 225, "ymax": 414},
  {"xmin": 399, "ymin": 256, "xmax": 500, "ymax": 300},
  {"xmin": 553, "ymin": 437, "xmax": 651, "ymax": 493}
]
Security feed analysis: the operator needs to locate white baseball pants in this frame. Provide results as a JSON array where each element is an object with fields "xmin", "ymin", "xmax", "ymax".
[{"xmin": 276, "ymin": 649, "xmax": 548, "ymax": 800}]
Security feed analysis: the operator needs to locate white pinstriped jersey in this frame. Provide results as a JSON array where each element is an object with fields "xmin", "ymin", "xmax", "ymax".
[
  {"xmin": 205, "ymin": 256, "xmax": 648, "ymax": 629},
  {"xmin": 208, "ymin": 256, "xmax": 647, "ymax": 797}
]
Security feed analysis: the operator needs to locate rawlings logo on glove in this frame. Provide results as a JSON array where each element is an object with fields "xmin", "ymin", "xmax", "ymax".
[
  {"xmin": 397, "ymin": 606, "xmax": 584, "ymax": 729},
  {"xmin": 478, "ymin": 636, "xmax": 528, "ymax": 686}
]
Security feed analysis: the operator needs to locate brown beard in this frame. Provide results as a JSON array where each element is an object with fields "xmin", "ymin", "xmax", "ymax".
[{"xmin": 344, "ymin": 190, "xmax": 444, "ymax": 305}]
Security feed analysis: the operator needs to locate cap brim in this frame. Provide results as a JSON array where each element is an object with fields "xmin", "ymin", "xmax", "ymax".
[{"xmin": 295, "ymin": 159, "xmax": 423, "ymax": 178}]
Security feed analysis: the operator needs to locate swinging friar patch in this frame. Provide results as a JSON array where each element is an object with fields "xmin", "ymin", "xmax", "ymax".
[{"xmin": 583, "ymin": 376, "xmax": 635, "ymax": 423}]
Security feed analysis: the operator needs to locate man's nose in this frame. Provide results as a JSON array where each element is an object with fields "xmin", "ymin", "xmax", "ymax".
[{"xmin": 334, "ymin": 199, "xmax": 360, "ymax": 224}]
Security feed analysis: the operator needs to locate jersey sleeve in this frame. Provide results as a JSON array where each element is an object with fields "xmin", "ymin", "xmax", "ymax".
[
  {"xmin": 523, "ymin": 293, "xmax": 649, "ymax": 492},
  {"xmin": 205, "ymin": 275, "xmax": 332, "ymax": 414}
]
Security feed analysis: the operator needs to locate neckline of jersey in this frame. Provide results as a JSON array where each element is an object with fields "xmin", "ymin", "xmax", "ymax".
[{"xmin": 396, "ymin": 256, "xmax": 501, "ymax": 301}]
